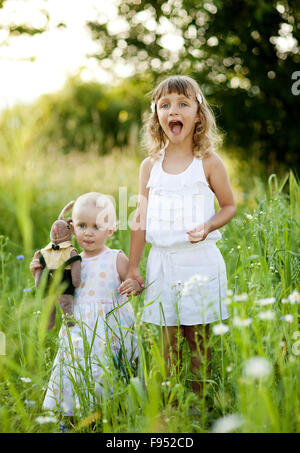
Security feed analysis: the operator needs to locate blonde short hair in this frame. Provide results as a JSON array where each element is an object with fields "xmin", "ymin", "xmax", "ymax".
[
  {"xmin": 72, "ymin": 192, "xmax": 117, "ymax": 230},
  {"xmin": 143, "ymin": 75, "xmax": 222, "ymax": 160}
]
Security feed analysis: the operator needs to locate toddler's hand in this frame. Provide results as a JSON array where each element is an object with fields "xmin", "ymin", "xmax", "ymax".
[
  {"xmin": 30, "ymin": 250, "xmax": 42, "ymax": 277},
  {"xmin": 119, "ymin": 278, "xmax": 142, "ymax": 296},
  {"xmin": 124, "ymin": 268, "xmax": 144, "ymax": 290},
  {"xmin": 187, "ymin": 223, "xmax": 210, "ymax": 243}
]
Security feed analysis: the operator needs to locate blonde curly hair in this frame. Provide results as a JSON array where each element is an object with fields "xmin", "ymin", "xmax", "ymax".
[{"xmin": 143, "ymin": 75, "xmax": 222, "ymax": 160}]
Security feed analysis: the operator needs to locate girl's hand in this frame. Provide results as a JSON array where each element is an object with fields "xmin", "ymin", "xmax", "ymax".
[
  {"xmin": 127, "ymin": 268, "xmax": 145, "ymax": 290},
  {"xmin": 119, "ymin": 268, "xmax": 144, "ymax": 295},
  {"xmin": 119, "ymin": 278, "xmax": 142, "ymax": 296},
  {"xmin": 187, "ymin": 222, "xmax": 211, "ymax": 243},
  {"xmin": 30, "ymin": 250, "xmax": 42, "ymax": 277}
]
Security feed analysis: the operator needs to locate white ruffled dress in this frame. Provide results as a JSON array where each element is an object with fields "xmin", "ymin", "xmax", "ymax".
[
  {"xmin": 43, "ymin": 247, "xmax": 138, "ymax": 416},
  {"xmin": 143, "ymin": 148, "xmax": 229, "ymax": 326}
]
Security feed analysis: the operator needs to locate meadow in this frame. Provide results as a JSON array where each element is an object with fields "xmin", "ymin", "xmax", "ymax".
[{"xmin": 0, "ymin": 120, "xmax": 299, "ymax": 433}]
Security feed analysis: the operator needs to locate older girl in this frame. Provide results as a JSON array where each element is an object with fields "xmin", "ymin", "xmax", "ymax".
[{"xmin": 120, "ymin": 75, "xmax": 236, "ymax": 393}]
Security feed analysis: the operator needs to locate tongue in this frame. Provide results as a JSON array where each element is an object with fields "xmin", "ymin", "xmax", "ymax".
[{"xmin": 170, "ymin": 123, "xmax": 182, "ymax": 136}]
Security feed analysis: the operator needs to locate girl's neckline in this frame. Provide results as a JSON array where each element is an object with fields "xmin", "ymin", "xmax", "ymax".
[
  {"xmin": 160, "ymin": 148, "xmax": 196, "ymax": 176},
  {"xmin": 81, "ymin": 246, "xmax": 109, "ymax": 260},
  {"xmin": 158, "ymin": 146, "xmax": 214, "ymax": 193}
]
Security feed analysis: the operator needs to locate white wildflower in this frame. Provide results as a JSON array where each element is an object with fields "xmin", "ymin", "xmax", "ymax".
[
  {"xmin": 103, "ymin": 419, "xmax": 108, "ymax": 424},
  {"xmin": 288, "ymin": 290, "xmax": 300, "ymax": 304},
  {"xmin": 20, "ymin": 377, "xmax": 32, "ymax": 383},
  {"xmin": 258, "ymin": 310, "xmax": 275, "ymax": 320},
  {"xmin": 191, "ymin": 274, "xmax": 208, "ymax": 283},
  {"xmin": 24, "ymin": 400, "xmax": 36, "ymax": 407},
  {"xmin": 226, "ymin": 365, "xmax": 233, "ymax": 373},
  {"xmin": 182, "ymin": 281, "xmax": 192, "ymax": 296},
  {"xmin": 226, "ymin": 289, "xmax": 233, "ymax": 297},
  {"xmin": 234, "ymin": 293, "xmax": 249, "ymax": 302},
  {"xmin": 182, "ymin": 274, "xmax": 208, "ymax": 295},
  {"xmin": 233, "ymin": 316, "xmax": 252, "ymax": 327},
  {"xmin": 176, "ymin": 280, "xmax": 184, "ymax": 287},
  {"xmin": 281, "ymin": 314, "xmax": 293, "ymax": 323},
  {"xmin": 211, "ymin": 413, "xmax": 244, "ymax": 433},
  {"xmin": 191, "ymin": 274, "xmax": 202, "ymax": 282},
  {"xmin": 245, "ymin": 214, "xmax": 253, "ymax": 220},
  {"xmin": 61, "ymin": 402, "xmax": 70, "ymax": 413},
  {"xmin": 35, "ymin": 415, "xmax": 57, "ymax": 424},
  {"xmin": 243, "ymin": 356, "xmax": 272, "ymax": 380},
  {"xmin": 224, "ymin": 297, "xmax": 232, "ymax": 305},
  {"xmin": 212, "ymin": 323, "xmax": 229, "ymax": 335},
  {"xmin": 256, "ymin": 297, "xmax": 276, "ymax": 306}
]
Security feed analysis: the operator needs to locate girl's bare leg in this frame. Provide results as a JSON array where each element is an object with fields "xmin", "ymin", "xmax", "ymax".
[{"xmin": 184, "ymin": 324, "xmax": 211, "ymax": 395}]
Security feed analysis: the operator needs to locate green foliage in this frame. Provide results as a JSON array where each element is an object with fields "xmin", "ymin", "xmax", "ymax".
[
  {"xmin": 0, "ymin": 76, "xmax": 152, "ymax": 156},
  {"xmin": 0, "ymin": 122, "xmax": 299, "ymax": 432},
  {"xmin": 87, "ymin": 0, "xmax": 300, "ymax": 171},
  {"xmin": 0, "ymin": 171, "xmax": 299, "ymax": 433},
  {"xmin": 1, "ymin": 0, "xmax": 300, "ymax": 172}
]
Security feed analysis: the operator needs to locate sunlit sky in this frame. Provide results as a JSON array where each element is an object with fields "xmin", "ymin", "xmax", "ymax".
[
  {"xmin": 0, "ymin": 0, "xmax": 185, "ymax": 111},
  {"xmin": 0, "ymin": 0, "xmax": 296, "ymax": 111},
  {"xmin": 0, "ymin": 0, "xmax": 115, "ymax": 110}
]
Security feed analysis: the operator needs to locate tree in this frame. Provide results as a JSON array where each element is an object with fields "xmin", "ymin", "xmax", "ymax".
[
  {"xmin": 0, "ymin": 76, "xmax": 151, "ymax": 155},
  {"xmin": 87, "ymin": 0, "xmax": 300, "ymax": 172}
]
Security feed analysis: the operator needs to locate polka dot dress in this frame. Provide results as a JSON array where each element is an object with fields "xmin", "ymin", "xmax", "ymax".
[{"xmin": 43, "ymin": 247, "xmax": 138, "ymax": 416}]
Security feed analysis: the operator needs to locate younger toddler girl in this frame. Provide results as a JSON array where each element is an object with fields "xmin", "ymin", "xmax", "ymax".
[{"xmin": 31, "ymin": 192, "xmax": 140, "ymax": 416}]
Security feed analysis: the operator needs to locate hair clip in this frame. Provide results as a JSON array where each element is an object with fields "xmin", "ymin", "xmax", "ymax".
[
  {"xmin": 151, "ymin": 101, "xmax": 155, "ymax": 113},
  {"xmin": 196, "ymin": 93, "xmax": 203, "ymax": 105}
]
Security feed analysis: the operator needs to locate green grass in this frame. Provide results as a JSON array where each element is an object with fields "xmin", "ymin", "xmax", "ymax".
[{"xmin": 0, "ymin": 118, "xmax": 299, "ymax": 432}]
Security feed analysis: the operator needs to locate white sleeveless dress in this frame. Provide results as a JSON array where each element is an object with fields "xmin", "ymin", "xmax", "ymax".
[
  {"xmin": 43, "ymin": 247, "xmax": 138, "ymax": 416},
  {"xmin": 143, "ymin": 148, "xmax": 229, "ymax": 326}
]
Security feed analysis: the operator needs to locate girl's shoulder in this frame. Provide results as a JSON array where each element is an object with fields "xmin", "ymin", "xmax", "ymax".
[
  {"xmin": 201, "ymin": 150, "xmax": 225, "ymax": 184},
  {"xmin": 139, "ymin": 156, "xmax": 157, "ymax": 190},
  {"xmin": 140, "ymin": 156, "xmax": 156, "ymax": 173},
  {"xmin": 201, "ymin": 149, "xmax": 223, "ymax": 165}
]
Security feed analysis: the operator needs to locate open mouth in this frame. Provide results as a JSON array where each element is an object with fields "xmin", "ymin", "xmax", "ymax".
[{"xmin": 169, "ymin": 120, "xmax": 183, "ymax": 136}]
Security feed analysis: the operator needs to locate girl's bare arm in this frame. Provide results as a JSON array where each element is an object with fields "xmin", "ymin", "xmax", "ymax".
[
  {"xmin": 117, "ymin": 251, "xmax": 141, "ymax": 295},
  {"xmin": 187, "ymin": 152, "xmax": 236, "ymax": 242},
  {"xmin": 119, "ymin": 157, "xmax": 153, "ymax": 290}
]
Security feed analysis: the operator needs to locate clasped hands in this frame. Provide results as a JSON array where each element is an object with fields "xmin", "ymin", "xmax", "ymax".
[
  {"xmin": 119, "ymin": 223, "xmax": 211, "ymax": 296},
  {"xmin": 119, "ymin": 268, "xmax": 144, "ymax": 297},
  {"xmin": 30, "ymin": 250, "xmax": 141, "ymax": 298}
]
